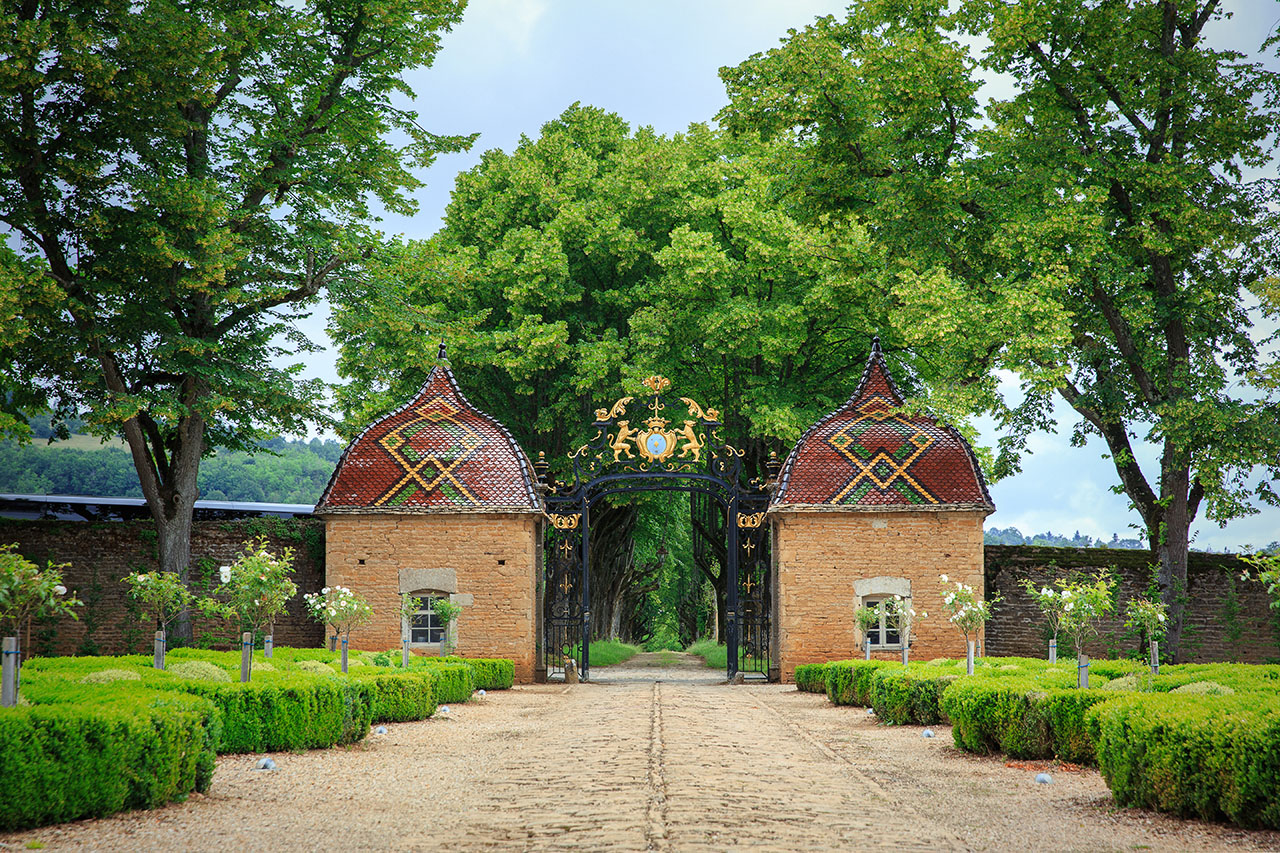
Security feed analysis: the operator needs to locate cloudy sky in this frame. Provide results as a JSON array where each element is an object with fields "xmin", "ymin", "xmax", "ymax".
[{"xmin": 291, "ymin": 0, "xmax": 1280, "ymax": 551}]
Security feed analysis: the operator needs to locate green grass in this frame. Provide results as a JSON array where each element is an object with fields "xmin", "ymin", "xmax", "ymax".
[
  {"xmin": 570, "ymin": 640, "xmax": 641, "ymax": 667},
  {"xmin": 686, "ymin": 639, "xmax": 727, "ymax": 669}
]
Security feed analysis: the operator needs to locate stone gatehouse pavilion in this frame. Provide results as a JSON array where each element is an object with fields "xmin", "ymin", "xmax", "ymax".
[{"xmin": 314, "ymin": 342, "xmax": 994, "ymax": 682}]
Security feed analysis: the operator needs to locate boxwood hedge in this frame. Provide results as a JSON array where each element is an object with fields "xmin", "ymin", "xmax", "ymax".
[
  {"xmin": 351, "ymin": 670, "xmax": 437, "ymax": 723},
  {"xmin": 0, "ymin": 685, "xmax": 219, "ymax": 831},
  {"xmin": 1088, "ymin": 693, "xmax": 1280, "ymax": 829},
  {"xmin": 412, "ymin": 660, "xmax": 475, "ymax": 704},
  {"xmin": 794, "ymin": 663, "xmax": 829, "ymax": 694}
]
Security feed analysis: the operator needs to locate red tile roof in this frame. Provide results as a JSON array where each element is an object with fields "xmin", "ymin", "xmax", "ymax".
[
  {"xmin": 772, "ymin": 340, "xmax": 994, "ymax": 511},
  {"xmin": 316, "ymin": 365, "xmax": 541, "ymax": 513}
]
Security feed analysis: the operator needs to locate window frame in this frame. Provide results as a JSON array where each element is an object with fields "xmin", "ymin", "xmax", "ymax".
[
  {"xmin": 861, "ymin": 596, "xmax": 904, "ymax": 650},
  {"xmin": 405, "ymin": 591, "xmax": 449, "ymax": 647}
]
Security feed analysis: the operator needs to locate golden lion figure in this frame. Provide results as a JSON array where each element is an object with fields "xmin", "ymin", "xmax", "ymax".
[
  {"xmin": 611, "ymin": 421, "xmax": 638, "ymax": 462},
  {"xmin": 677, "ymin": 421, "xmax": 702, "ymax": 462}
]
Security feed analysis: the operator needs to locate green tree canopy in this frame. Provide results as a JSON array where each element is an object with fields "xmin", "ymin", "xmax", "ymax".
[
  {"xmin": 332, "ymin": 104, "xmax": 909, "ymax": 467},
  {"xmin": 719, "ymin": 0, "xmax": 1280, "ymax": 657},
  {"xmin": 0, "ymin": 0, "xmax": 474, "ymax": 634},
  {"xmin": 331, "ymin": 103, "xmax": 914, "ymax": 638}
]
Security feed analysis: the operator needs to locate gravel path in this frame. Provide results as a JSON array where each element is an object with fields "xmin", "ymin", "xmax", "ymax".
[{"xmin": 5, "ymin": 653, "xmax": 1278, "ymax": 851}]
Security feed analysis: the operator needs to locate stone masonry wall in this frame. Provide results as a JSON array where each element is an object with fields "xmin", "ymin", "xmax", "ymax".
[
  {"xmin": 985, "ymin": 545, "xmax": 1279, "ymax": 664},
  {"xmin": 323, "ymin": 513, "xmax": 539, "ymax": 683},
  {"xmin": 772, "ymin": 509, "xmax": 987, "ymax": 682},
  {"xmin": 0, "ymin": 517, "xmax": 324, "ymax": 657}
]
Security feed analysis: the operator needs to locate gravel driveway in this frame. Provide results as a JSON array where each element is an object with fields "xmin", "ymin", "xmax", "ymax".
[{"xmin": 5, "ymin": 653, "xmax": 1277, "ymax": 851}]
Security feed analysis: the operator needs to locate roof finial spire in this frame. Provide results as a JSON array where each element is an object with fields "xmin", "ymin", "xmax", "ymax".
[
  {"xmin": 871, "ymin": 334, "xmax": 881, "ymax": 355},
  {"xmin": 437, "ymin": 339, "xmax": 447, "ymax": 361}
]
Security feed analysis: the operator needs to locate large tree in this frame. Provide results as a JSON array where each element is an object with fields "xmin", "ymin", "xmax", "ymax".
[
  {"xmin": 720, "ymin": 0, "xmax": 1280, "ymax": 657},
  {"xmin": 0, "ymin": 0, "xmax": 474, "ymax": 637},
  {"xmin": 330, "ymin": 104, "xmax": 907, "ymax": 639}
]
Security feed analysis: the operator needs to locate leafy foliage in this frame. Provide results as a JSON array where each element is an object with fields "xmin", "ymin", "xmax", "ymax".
[
  {"xmin": 1240, "ymin": 551, "xmax": 1280, "ymax": 611},
  {"xmin": 213, "ymin": 537, "xmax": 299, "ymax": 643},
  {"xmin": 719, "ymin": 0, "xmax": 1280, "ymax": 658},
  {"xmin": 0, "ymin": 0, "xmax": 474, "ymax": 598},
  {"xmin": 303, "ymin": 585, "xmax": 372, "ymax": 643},
  {"xmin": 123, "ymin": 570, "xmax": 198, "ymax": 635}
]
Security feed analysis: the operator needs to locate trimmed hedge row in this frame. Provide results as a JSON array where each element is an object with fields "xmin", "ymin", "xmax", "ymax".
[
  {"xmin": 812, "ymin": 656, "xmax": 1280, "ymax": 829},
  {"xmin": 794, "ymin": 663, "xmax": 829, "ymax": 694},
  {"xmin": 413, "ymin": 660, "xmax": 475, "ymax": 704},
  {"xmin": 352, "ymin": 670, "xmax": 437, "ymax": 723},
  {"xmin": 23, "ymin": 659, "xmax": 376, "ymax": 754},
  {"xmin": 437, "ymin": 656, "xmax": 515, "ymax": 690},
  {"xmin": 0, "ymin": 685, "xmax": 218, "ymax": 831},
  {"xmin": 826, "ymin": 659, "xmax": 893, "ymax": 706},
  {"xmin": 941, "ymin": 678, "xmax": 1112, "ymax": 764},
  {"xmin": 171, "ymin": 674, "xmax": 374, "ymax": 753},
  {"xmin": 1089, "ymin": 694, "xmax": 1280, "ymax": 829}
]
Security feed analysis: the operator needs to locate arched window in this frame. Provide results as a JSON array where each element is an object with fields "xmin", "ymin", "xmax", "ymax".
[{"xmin": 854, "ymin": 576, "xmax": 912, "ymax": 650}]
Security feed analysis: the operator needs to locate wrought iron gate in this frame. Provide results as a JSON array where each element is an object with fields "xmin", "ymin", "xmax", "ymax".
[{"xmin": 538, "ymin": 376, "xmax": 775, "ymax": 682}]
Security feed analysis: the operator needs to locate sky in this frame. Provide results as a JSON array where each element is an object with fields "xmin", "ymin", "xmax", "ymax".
[{"xmin": 285, "ymin": 0, "xmax": 1280, "ymax": 551}]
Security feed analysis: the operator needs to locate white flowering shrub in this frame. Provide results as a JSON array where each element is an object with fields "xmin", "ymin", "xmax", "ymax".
[
  {"xmin": 1124, "ymin": 596, "xmax": 1168, "ymax": 641},
  {"xmin": 1020, "ymin": 578, "xmax": 1071, "ymax": 648},
  {"xmin": 214, "ymin": 536, "xmax": 299, "ymax": 640},
  {"xmin": 123, "ymin": 570, "xmax": 198, "ymax": 634},
  {"xmin": 1240, "ymin": 551, "xmax": 1280, "ymax": 611},
  {"xmin": 303, "ymin": 585, "xmax": 372, "ymax": 645},
  {"xmin": 0, "ymin": 543, "xmax": 80, "ymax": 640},
  {"xmin": 876, "ymin": 595, "xmax": 923, "ymax": 646},
  {"xmin": 938, "ymin": 574, "xmax": 996, "ymax": 647},
  {"xmin": 1057, "ymin": 570, "xmax": 1117, "ymax": 658}
]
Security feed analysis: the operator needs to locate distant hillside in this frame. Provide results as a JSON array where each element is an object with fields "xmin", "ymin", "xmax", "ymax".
[
  {"xmin": 983, "ymin": 526, "xmax": 1146, "ymax": 550},
  {"xmin": 0, "ymin": 434, "xmax": 342, "ymax": 505}
]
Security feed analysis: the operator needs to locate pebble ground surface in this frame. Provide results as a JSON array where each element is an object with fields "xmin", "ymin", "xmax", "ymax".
[{"xmin": 5, "ymin": 652, "xmax": 1279, "ymax": 852}]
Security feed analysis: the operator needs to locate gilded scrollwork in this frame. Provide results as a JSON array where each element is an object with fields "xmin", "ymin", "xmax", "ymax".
[
  {"xmin": 642, "ymin": 375, "xmax": 671, "ymax": 395},
  {"xmin": 737, "ymin": 511, "xmax": 766, "ymax": 528},
  {"xmin": 549, "ymin": 513, "xmax": 581, "ymax": 530},
  {"xmin": 595, "ymin": 397, "xmax": 632, "ymax": 423}
]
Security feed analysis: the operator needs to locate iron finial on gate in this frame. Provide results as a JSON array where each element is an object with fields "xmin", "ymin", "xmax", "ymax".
[{"xmin": 766, "ymin": 450, "xmax": 781, "ymax": 485}]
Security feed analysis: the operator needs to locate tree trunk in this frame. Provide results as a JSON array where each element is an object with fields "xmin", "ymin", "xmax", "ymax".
[
  {"xmin": 709, "ymin": 588, "xmax": 720, "ymax": 643},
  {"xmin": 1156, "ymin": 456, "xmax": 1192, "ymax": 661},
  {"xmin": 122, "ymin": 401, "xmax": 206, "ymax": 645},
  {"xmin": 157, "ymin": 514, "xmax": 195, "ymax": 641}
]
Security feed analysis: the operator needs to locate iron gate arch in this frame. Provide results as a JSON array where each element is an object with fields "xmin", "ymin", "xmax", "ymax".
[{"xmin": 536, "ymin": 375, "xmax": 775, "ymax": 682}]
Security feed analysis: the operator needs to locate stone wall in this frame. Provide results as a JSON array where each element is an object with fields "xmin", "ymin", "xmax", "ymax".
[
  {"xmin": 322, "ymin": 512, "xmax": 540, "ymax": 683},
  {"xmin": 985, "ymin": 545, "xmax": 1279, "ymax": 664},
  {"xmin": 771, "ymin": 509, "xmax": 988, "ymax": 681},
  {"xmin": 0, "ymin": 516, "xmax": 324, "ymax": 656}
]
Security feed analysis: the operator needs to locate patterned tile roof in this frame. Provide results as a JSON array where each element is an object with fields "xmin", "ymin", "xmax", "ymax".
[
  {"xmin": 772, "ymin": 339, "xmax": 994, "ymax": 512},
  {"xmin": 316, "ymin": 364, "xmax": 541, "ymax": 514}
]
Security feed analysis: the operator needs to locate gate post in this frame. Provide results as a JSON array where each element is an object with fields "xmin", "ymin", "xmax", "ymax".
[
  {"xmin": 726, "ymin": 496, "xmax": 740, "ymax": 680},
  {"xmin": 580, "ymin": 502, "xmax": 591, "ymax": 682}
]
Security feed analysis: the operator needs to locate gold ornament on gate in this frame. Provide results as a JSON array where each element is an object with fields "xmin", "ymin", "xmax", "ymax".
[
  {"xmin": 737, "ymin": 512, "xmax": 765, "ymax": 528},
  {"xmin": 586, "ymin": 374, "xmax": 716, "ymax": 466},
  {"xmin": 550, "ymin": 513, "xmax": 580, "ymax": 530}
]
